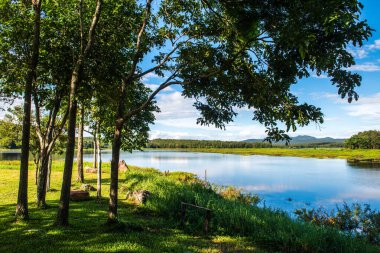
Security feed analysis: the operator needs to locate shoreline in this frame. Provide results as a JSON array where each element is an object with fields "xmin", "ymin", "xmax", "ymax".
[{"xmin": 2, "ymin": 147, "xmax": 380, "ymax": 164}]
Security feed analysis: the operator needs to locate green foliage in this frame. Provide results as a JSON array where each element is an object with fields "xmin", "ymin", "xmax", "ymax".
[
  {"xmin": 295, "ymin": 203, "xmax": 380, "ymax": 245},
  {"xmin": 345, "ymin": 130, "xmax": 380, "ymax": 149},
  {"xmin": 0, "ymin": 106, "xmax": 23, "ymax": 148}
]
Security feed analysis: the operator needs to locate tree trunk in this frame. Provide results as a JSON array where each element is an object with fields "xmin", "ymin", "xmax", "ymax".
[
  {"xmin": 35, "ymin": 156, "xmax": 40, "ymax": 185},
  {"xmin": 16, "ymin": 0, "xmax": 42, "ymax": 220},
  {"xmin": 108, "ymin": 120, "xmax": 122, "ymax": 223},
  {"xmin": 36, "ymin": 149, "xmax": 50, "ymax": 208},
  {"xmin": 96, "ymin": 122, "xmax": 101, "ymax": 199},
  {"xmin": 93, "ymin": 133, "xmax": 97, "ymax": 168},
  {"xmin": 56, "ymin": 0, "xmax": 102, "ymax": 226},
  {"xmin": 77, "ymin": 105, "xmax": 84, "ymax": 182},
  {"xmin": 56, "ymin": 99, "xmax": 77, "ymax": 226},
  {"xmin": 46, "ymin": 154, "xmax": 52, "ymax": 192}
]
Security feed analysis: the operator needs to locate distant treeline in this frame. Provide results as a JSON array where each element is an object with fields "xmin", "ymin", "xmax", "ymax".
[
  {"xmin": 345, "ymin": 130, "xmax": 380, "ymax": 149},
  {"xmin": 288, "ymin": 142, "xmax": 344, "ymax": 148},
  {"xmin": 146, "ymin": 139, "xmax": 272, "ymax": 149}
]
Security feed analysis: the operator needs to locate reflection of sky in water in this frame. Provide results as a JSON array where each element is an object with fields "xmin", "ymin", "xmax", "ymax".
[
  {"xmin": 5, "ymin": 149, "xmax": 371, "ymax": 213},
  {"xmin": 80, "ymin": 150, "xmax": 380, "ymax": 212}
]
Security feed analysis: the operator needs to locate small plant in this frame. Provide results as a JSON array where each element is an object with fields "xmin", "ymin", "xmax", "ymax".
[
  {"xmin": 214, "ymin": 185, "xmax": 261, "ymax": 206},
  {"xmin": 295, "ymin": 203, "xmax": 380, "ymax": 245}
]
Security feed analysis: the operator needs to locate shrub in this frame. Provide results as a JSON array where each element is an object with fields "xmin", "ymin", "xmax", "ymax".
[{"xmin": 295, "ymin": 203, "xmax": 380, "ymax": 245}]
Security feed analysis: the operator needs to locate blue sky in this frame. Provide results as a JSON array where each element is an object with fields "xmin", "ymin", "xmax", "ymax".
[{"xmin": 147, "ymin": 0, "xmax": 380, "ymax": 141}]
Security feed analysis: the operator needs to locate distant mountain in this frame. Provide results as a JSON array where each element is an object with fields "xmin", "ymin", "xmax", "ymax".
[{"xmin": 243, "ymin": 135, "xmax": 345, "ymax": 144}]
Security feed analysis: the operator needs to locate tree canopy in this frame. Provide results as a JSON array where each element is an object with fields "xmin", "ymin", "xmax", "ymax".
[{"xmin": 345, "ymin": 130, "xmax": 380, "ymax": 149}]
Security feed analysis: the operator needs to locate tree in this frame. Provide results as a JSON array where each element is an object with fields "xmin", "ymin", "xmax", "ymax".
[
  {"xmin": 4, "ymin": 0, "xmax": 44, "ymax": 220},
  {"xmin": 91, "ymin": 0, "xmax": 371, "ymax": 222},
  {"xmin": 57, "ymin": 0, "xmax": 102, "ymax": 226},
  {"xmin": 0, "ymin": 107, "xmax": 23, "ymax": 148},
  {"xmin": 345, "ymin": 130, "xmax": 380, "ymax": 149}
]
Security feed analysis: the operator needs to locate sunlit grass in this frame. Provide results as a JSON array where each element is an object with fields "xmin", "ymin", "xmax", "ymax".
[
  {"xmin": 0, "ymin": 160, "xmax": 263, "ymax": 253},
  {"xmin": 0, "ymin": 160, "xmax": 378, "ymax": 252},
  {"xmin": 168, "ymin": 147, "xmax": 380, "ymax": 161}
]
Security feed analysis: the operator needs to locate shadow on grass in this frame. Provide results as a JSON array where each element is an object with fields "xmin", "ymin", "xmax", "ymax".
[{"xmin": 0, "ymin": 198, "xmax": 233, "ymax": 253}]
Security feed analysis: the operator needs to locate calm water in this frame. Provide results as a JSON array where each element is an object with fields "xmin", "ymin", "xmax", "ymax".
[
  {"xmin": 87, "ymin": 150, "xmax": 380, "ymax": 212},
  {"xmin": 2, "ymin": 150, "xmax": 380, "ymax": 212}
]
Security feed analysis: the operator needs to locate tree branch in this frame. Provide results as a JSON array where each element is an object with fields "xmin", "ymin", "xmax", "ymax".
[
  {"xmin": 47, "ymin": 106, "xmax": 69, "ymax": 154},
  {"xmin": 79, "ymin": 0, "xmax": 85, "ymax": 54},
  {"xmin": 83, "ymin": 0, "xmax": 102, "ymax": 57},
  {"xmin": 32, "ymin": 88, "xmax": 44, "ymax": 145},
  {"xmin": 124, "ymin": 0, "xmax": 152, "ymax": 83},
  {"xmin": 134, "ymin": 37, "xmax": 191, "ymax": 80}
]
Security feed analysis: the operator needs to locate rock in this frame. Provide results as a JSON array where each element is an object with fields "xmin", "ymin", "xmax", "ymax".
[
  {"xmin": 132, "ymin": 190, "xmax": 151, "ymax": 204},
  {"xmin": 119, "ymin": 160, "xmax": 130, "ymax": 172},
  {"xmin": 70, "ymin": 190, "xmax": 90, "ymax": 201},
  {"xmin": 81, "ymin": 184, "xmax": 96, "ymax": 191},
  {"xmin": 85, "ymin": 166, "xmax": 97, "ymax": 173}
]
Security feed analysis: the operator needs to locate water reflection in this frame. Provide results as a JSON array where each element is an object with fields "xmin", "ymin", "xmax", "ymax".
[{"xmin": 347, "ymin": 160, "xmax": 380, "ymax": 169}]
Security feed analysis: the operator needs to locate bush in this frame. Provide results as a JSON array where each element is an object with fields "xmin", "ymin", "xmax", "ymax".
[{"xmin": 295, "ymin": 203, "xmax": 380, "ymax": 245}]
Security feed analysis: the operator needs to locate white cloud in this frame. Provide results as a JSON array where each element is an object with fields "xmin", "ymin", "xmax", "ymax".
[
  {"xmin": 348, "ymin": 48, "xmax": 368, "ymax": 59},
  {"xmin": 344, "ymin": 93, "xmax": 380, "ymax": 120},
  {"xmin": 368, "ymin": 39, "xmax": 380, "ymax": 50},
  {"xmin": 243, "ymin": 184, "xmax": 297, "ymax": 193},
  {"xmin": 309, "ymin": 92, "xmax": 340, "ymax": 101},
  {"xmin": 348, "ymin": 39, "xmax": 380, "ymax": 59},
  {"xmin": 141, "ymin": 72, "xmax": 164, "ymax": 82},
  {"xmin": 155, "ymin": 91, "xmax": 198, "ymax": 120},
  {"xmin": 348, "ymin": 62, "xmax": 380, "ymax": 72},
  {"xmin": 312, "ymin": 74, "xmax": 328, "ymax": 79},
  {"xmin": 149, "ymin": 130, "xmax": 208, "ymax": 140},
  {"xmin": 145, "ymin": 83, "xmax": 175, "ymax": 92}
]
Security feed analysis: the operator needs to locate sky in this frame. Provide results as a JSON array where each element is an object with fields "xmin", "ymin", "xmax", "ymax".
[{"xmin": 146, "ymin": 0, "xmax": 380, "ymax": 141}]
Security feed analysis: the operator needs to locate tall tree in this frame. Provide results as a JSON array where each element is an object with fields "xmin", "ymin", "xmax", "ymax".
[
  {"xmin": 90, "ymin": 0, "xmax": 371, "ymax": 222},
  {"xmin": 57, "ymin": 0, "xmax": 102, "ymax": 226},
  {"xmin": 15, "ymin": 0, "xmax": 42, "ymax": 220}
]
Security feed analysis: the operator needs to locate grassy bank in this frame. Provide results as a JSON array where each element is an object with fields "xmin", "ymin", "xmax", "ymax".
[
  {"xmin": 155, "ymin": 148, "xmax": 380, "ymax": 161},
  {"xmin": 0, "ymin": 160, "xmax": 379, "ymax": 252}
]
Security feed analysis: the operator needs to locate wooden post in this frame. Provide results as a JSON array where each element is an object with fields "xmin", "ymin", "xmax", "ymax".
[
  {"xmin": 97, "ymin": 122, "xmax": 102, "ymax": 200},
  {"xmin": 180, "ymin": 202, "xmax": 212, "ymax": 236},
  {"xmin": 181, "ymin": 202, "xmax": 187, "ymax": 228},
  {"xmin": 204, "ymin": 209, "xmax": 211, "ymax": 236}
]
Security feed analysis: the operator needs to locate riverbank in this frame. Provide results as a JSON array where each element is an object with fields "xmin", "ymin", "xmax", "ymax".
[
  {"xmin": 0, "ymin": 160, "xmax": 378, "ymax": 252},
  {"xmin": 148, "ymin": 147, "xmax": 380, "ymax": 162},
  {"xmin": 2, "ymin": 147, "xmax": 380, "ymax": 162}
]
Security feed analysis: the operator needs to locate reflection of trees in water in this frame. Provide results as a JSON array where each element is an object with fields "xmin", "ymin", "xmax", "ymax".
[
  {"xmin": 0, "ymin": 152, "xmax": 22, "ymax": 161},
  {"xmin": 347, "ymin": 160, "xmax": 380, "ymax": 169}
]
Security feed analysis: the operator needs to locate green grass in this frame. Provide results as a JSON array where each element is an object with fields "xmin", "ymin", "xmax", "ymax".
[
  {"xmin": 158, "ymin": 147, "xmax": 380, "ymax": 161},
  {"xmin": 0, "ymin": 160, "xmax": 379, "ymax": 252},
  {"xmin": 0, "ymin": 161, "xmax": 262, "ymax": 253}
]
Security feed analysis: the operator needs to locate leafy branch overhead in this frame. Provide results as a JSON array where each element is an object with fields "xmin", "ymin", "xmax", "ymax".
[{"xmin": 89, "ymin": 0, "xmax": 371, "ymax": 142}]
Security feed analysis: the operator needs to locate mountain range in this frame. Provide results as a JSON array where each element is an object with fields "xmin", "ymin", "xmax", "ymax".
[{"xmin": 243, "ymin": 135, "xmax": 345, "ymax": 144}]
